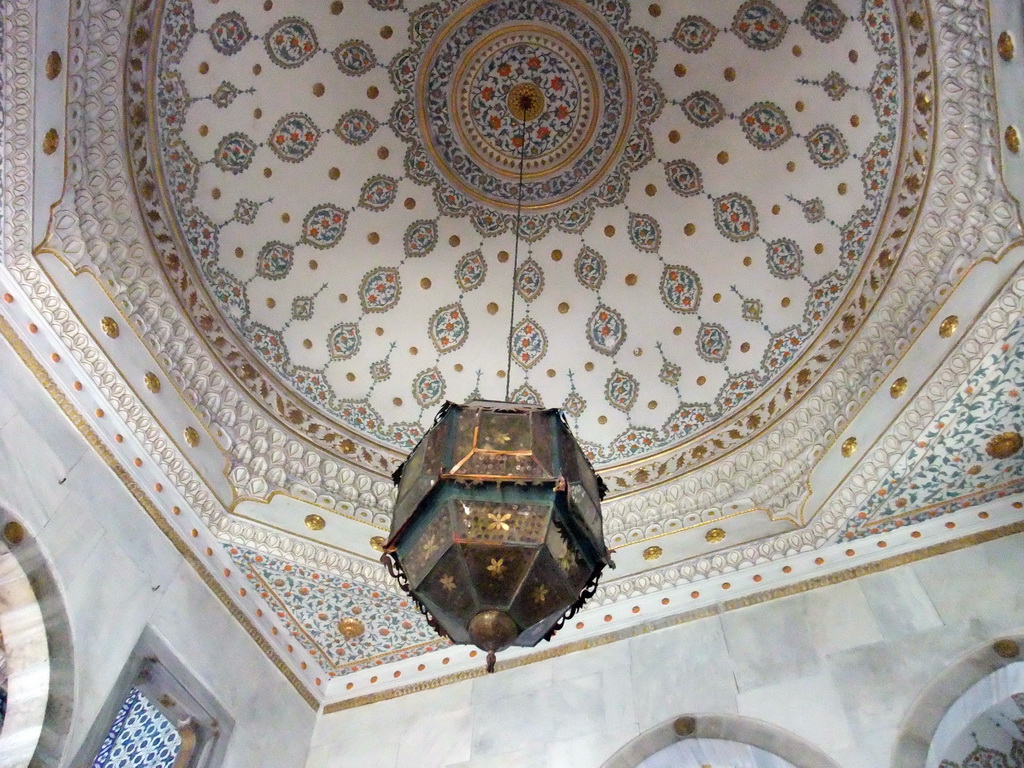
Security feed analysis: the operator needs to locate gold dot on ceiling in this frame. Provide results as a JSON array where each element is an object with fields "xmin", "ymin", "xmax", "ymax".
[
  {"xmin": 266, "ymin": 298, "xmax": 276, "ymax": 308},
  {"xmin": 850, "ymin": 114, "xmax": 860, "ymax": 127},
  {"xmin": 487, "ymin": 302, "xmax": 499, "ymax": 314},
  {"xmin": 393, "ymin": 397, "xmax": 403, "ymax": 406},
  {"xmin": 329, "ymin": 167, "xmax": 340, "ymax": 180},
  {"xmin": 303, "ymin": 339, "xmax": 312, "ymax": 349},
  {"xmin": 497, "ymin": 250, "xmax": 509, "ymax": 262},
  {"xmin": 849, "ymin": 49, "xmax": 859, "ymax": 63},
  {"xmin": 558, "ymin": 302, "xmax": 570, "ymax": 314},
  {"xmin": 604, "ymin": 225, "xmax": 615, "ymax": 237},
  {"xmin": 673, "ymin": 64, "xmax": 686, "ymax": 77},
  {"xmin": 985, "ymin": 432, "xmax": 1023, "ymax": 459},
  {"xmin": 144, "ymin": 372, "xmax": 161, "ymax": 393},
  {"xmin": 1006, "ymin": 126, "xmax": 1021, "ymax": 154},
  {"xmin": 309, "ymin": 259, "xmax": 318, "ymax": 270},
  {"xmin": 938, "ymin": 315, "xmax": 958, "ymax": 338},
  {"xmin": 211, "ymin": 187, "xmax": 221, "ymax": 200},
  {"xmin": 597, "ymin": 415, "xmax": 608, "ymax": 425},
  {"xmin": 368, "ymin": 232, "xmax": 380, "ymax": 244},
  {"xmin": 642, "ymin": 545, "xmax": 662, "ymax": 561},
  {"xmin": 717, "ymin": 151, "xmax": 729, "ymax": 164},
  {"xmin": 497, "ymin": 369, "xmax": 506, "ymax": 378},
  {"xmin": 404, "ymin": 197, "xmax": 416, "ymax": 209},
  {"xmin": 696, "ymin": 375, "xmax": 706, "ymax": 385},
  {"xmin": 380, "ymin": 25, "xmax": 393, "ymax": 38},
  {"xmin": 772, "ymin": 204, "xmax": 781, "ymax": 215},
  {"xmin": 198, "ymin": 124, "xmax": 209, "ymax": 137},
  {"xmin": 724, "ymin": 67, "xmax": 736, "ymax": 81},
  {"xmin": 647, "ymin": 400, "xmax": 657, "ymax": 410},
  {"xmin": 338, "ymin": 293, "xmax": 348, "ymax": 302},
  {"xmin": 454, "ymin": 363, "xmax": 464, "ymax": 372},
  {"xmin": 786, "ymin": 161, "xmax": 796, "ymax": 172},
  {"xmin": 346, "ymin": 372, "xmax": 356, "ymax": 381},
  {"xmin": 338, "ymin": 617, "xmax": 365, "ymax": 639},
  {"xmin": 252, "ymin": 63, "xmax": 262, "ymax": 75},
  {"xmin": 281, "ymin": 212, "xmax": 290, "ymax": 223},
  {"xmin": 648, "ymin": 3, "xmax": 660, "ymax": 16},
  {"xmin": 669, "ymin": 129, "xmax": 681, "ymax": 143},
  {"xmin": 263, "ymin": 0, "xmax": 273, "ymax": 9},
  {"xmin": 889, "ymin": 377, "xmax": 908, "ymax": 398},
  {"xmin": 684, "ymin": 223, "xmax": 696, "ymax": 236},
  {"xmin": 313, "ymin": 83, "xmax": 325, "ymax": 97},
  {"xmin": 184, "ymin": 426, "xmax": 200, "ymax": 447},
  {"xmin": 367, "ymin": 85, "xmax": 379, "ymax": 99},
  {"xmin": 45, "ymin": 51, "xmax": 62, "ymax": 79},
  {"xmin": 551, "ymin": 249, "xmax": 563, "ymax": 261},
  {"xmin": 254, "ymin": 107, "xmax": 264, "ymax": 119},
  {"xmin": 304, "ymin": 514, "xmax": 326, "ymax": 531},
  {"xmin": 546, "ymin": 369, "xmax": 556, "ymax": 378},
  {"xmin": 795, "ymin": 101, "xmax": 804, "ymax": 112},
  {"xmin": 712, "ymin": 292, "xmax": 721, "ymax": 302},
  {"xmin": 3, "ymin": 522, "xmax": 25, "ymax": 546},
  {"xmin": 673, "ymin": 326, "xmax": 682, "ymax": 336},
  {"xmin": 841, "ymin": 437, "xmax": 857, "ymax": 457},
  {"xmin": 705, "ymin": 527, "xmax": 726, "ymax": 543},
  {"xmin": 378, "ymin": 146, "xmax": 389, "ymax": 160},
  {"xmin": 740, "ymin": 342, "xmax": 750, "ymax": 353},
  {"xmin": 374, "ymin": 326, "xmax": 383, "ymax": 335},
  {"xmin": 198, "ymin": 61, "xmax": 209, "ymax": 74},
  {"xmin": 584, "ymin": 361, "xmax": 594, "ymax": 371},
  {"xmin": 263, "ymin": 167, "xmax": 272, "ymax": 178},
  {"xmin": 814, "ymin": 242, "xmax": 824, "ymax": 254},
  {"xmin": 838, "ymin": 182, "xmax": 848, "ymax": 195},
  {"xmin": 409, "ymin": 346, "xmax": 418, "ymax": 355},
  {"xmin": 625, "ymin": 273, "xmax": 637, "ymax": 286},
  {"xmin": 994, "ymin": 638, "xmax": 1021, "ymax": 658},
  {"xmin": 369, "ymin": 535, "xmax": 385, "ymax": 551},
  {"xmin": 645, "ymin": 183, "xmax": 657, "ymax": 197},
  {"xmin": 235, "ymin": 247, "xmax": 244, "ymax": 258},
  {"xmin": 331, "ymin": 0, "xmax": 343, "ymax": 13},
  {"xmin": 781, "ymin": 297, "xmax": 791, "ymax": 307},
  {"xmin": 998, "ymin": 31, "xmax": 1015, "ymax": 62},
  {"xmin": 420, "ymin": 277, "xmax": 431, "ymax": 289},
  {"xmin": 633, "ymin": 348, "xmax": 642, "ymax": 357},
  {"xmin": 42, "ymin": 129, "xmax": 59, "ymax": 155},
  {"xmin": 791, "ymin": 45, "xmax": 801, "ymax": 56},
  {"xmin": 101, "ymin": 317, "xmax": 120, "ymax": 338},
  {"xmin": 743, "ymin": 256, "xmax": 752, "ymax": 266},
  {"xmin": 449, "ymin": 235, "xmax": 460, "ymax": 247}
]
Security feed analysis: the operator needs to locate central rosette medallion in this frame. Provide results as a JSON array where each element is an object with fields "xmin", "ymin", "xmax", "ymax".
[{"xmin": 392, "ymin": 0, "xmax": 661, "ymax": 238}]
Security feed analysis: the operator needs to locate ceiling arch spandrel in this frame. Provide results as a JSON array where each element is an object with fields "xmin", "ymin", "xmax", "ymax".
[{"xmin": 134, "ymin": 0, "xmax": 923, "ymax": 499}]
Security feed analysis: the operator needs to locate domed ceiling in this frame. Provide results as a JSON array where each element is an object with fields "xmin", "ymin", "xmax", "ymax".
[
  {"xmin": 141, "ymin": 0, "xmax": 902, "ymax": 481},
  {"xmin": 6, "ymin": 0, "xmax": 1024, "ymax": 710}
]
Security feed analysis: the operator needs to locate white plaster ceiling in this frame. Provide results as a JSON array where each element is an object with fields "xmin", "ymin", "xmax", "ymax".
[{"xmin": 2, "ymin": 0, "xmax": 1024, "ymax": 708}]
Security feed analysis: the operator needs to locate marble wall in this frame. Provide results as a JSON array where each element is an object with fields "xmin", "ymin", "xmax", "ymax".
[
  {"xmin": 0, "ymin": 339, "xmax": 316, "ymax": 768},
  {"xmin": 308, "ymin": 532, "xmax": 1024, "ymax": 768}
]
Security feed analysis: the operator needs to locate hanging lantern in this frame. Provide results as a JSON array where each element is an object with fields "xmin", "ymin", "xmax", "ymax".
[{"xmin": 382, "ymin": 400, "xmax": 613, "ymax": 671}]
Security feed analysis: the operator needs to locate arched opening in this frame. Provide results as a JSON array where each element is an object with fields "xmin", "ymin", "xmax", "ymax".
[
  {"xmin": 893, "ymin": 634, "xmax": 1024, "ymax": 768},
  {"xmin": 601, "ymin": 714, "xmax": 843, "ymax": 768}
]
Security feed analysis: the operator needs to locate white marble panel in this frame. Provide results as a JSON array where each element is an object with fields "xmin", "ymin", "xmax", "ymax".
[
  {"xmin": 804, "ymin": 580, "xmax": 884, "ymax": 655},
  {"xmin": 0, "ymin": 411, "xmax": 83, "ymax": 528},
  {"xmin": 470, "ymin": 686, "xmax": 559, "ymax": 756},
  {"xmin": 547, "ymin": 727, "xmax": 640, "ymax": 768},
  {"xmin": 859, "ymin": 569, "xmax": 943, "ymax": 639},
  {"xmin": 628, "ymin": 616, "xmax": 738, "ymax": 729},
  {"xmin": 446, "ymin": 743, "xmax": 548, "ymax": 768},
  {"xmin": 396, "ymin": 705, "xmax": 472, "ymax": 767},
  {"xmin": 911, "ymin": 534, "xmax": 1024, "ymax": 634},
  {"xmin": 720, "ymin": 595, "xmax": 822, "ymax": 692},
  {"xmin": 736, "ymin": 672, "xmax": 854, "ymax": 760}
]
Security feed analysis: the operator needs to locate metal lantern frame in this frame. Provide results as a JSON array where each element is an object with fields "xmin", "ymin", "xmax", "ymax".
[{"xmin": 382, "ymin": 399, "xmax": 613, "ymax": 670}]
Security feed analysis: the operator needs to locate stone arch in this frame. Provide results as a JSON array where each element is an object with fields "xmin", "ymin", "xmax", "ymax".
[
  {"xmin": 600, "ymin": 714, "xmax": 844, "ymax": 768},
  {"xmin": 0, "ymin": 509, "xmax": 75, "ymax": 768},
  {"xmin": 892, "ymin": 634, "xmax": 1024, "ymax": 768}
]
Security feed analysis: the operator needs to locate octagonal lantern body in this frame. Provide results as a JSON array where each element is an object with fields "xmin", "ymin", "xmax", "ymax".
[{"xmin": 383, "ymin": 400, "xmax": 612, "ymax": 658}]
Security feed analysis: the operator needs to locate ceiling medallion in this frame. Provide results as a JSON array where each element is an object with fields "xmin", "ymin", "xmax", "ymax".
[
  {"xmin": 394, "ymin": 0, "xmax": 662, "ymax": 238},
  {"xmin": 337, "ymin": 617, "xmax": 366, "ymax": 639}
]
